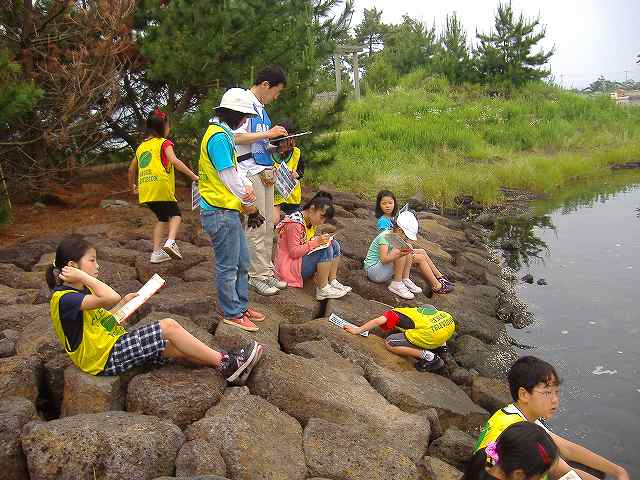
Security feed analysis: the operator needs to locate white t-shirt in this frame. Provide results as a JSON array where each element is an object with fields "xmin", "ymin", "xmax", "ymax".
[{"xmin": 234, "ymin": 89, "xmax": 269, "ymax": 177}]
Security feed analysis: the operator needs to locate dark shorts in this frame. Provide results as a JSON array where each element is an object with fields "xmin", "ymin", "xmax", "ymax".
[
  {"xmin": 145, "ymin": 201, "xmax": 181, "ymax": 222},
  {"xmin": 101, "ymin": 321, "xmax": 167, "ymax": 376},
  {"xmin": 280, "ymin": 203, "xmax": 301, "ymax": 215},
  {"xmin": 301, "ymin": 239, "xmax": 342, "ymax": 279},
  {"xmin": 385, "ymin": 332, "xmax": 415, "ymax": 348}
]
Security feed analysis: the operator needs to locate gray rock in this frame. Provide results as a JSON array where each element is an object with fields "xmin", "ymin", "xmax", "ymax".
[
  {"xmin": 0, "ymin": 355, "xmax": 43, "ymax": 402},
  {"xmin": 22, "ymin": 411, "xmax": 184, "ymax": 479},
  {"xmin": 100, "ymin": 199, "xmax": 130, "ymax": 209},
  {"xmin": 474, "ymin": 213, "xmax": 496, "ymax": 228},
  {"xmin": 61, "ymin": 366, "xmax": 125, "ymax": 417},
  {"xmin": 0, "ymin": 397, "xmax": 38, "ymax": 480},
  {"xmin": 536, "ymin": 278, "xmax": 547, "ymax": 285},
  {"xmin": 146, "ymin": 282, "xmax": 218, "ymax": 319},
  {"xmin": 428, "ymin": 427, "xmax": 476, "ymax": 471},
  {"xmin": 175, "ymin": 441, "xmax": 227, "ymax": 478},
  {"xmin": 451, "ymin": 335, "xmax": 490, "ymax": 369},
  {"xmin": 247, "ymin": 350, "xmax": 429, "ymax": 462},
  {"xmin": 450, "ymin": 368, "xmax": 474, "ymax": 387},
  {"xmin": 127, "ymin": 365, "xmax": 226, "ymax": 429},
  {"xmin": 0, "ymin": 304, "xmax": 50, "ymax": 332},
  {"xmin": 214, "ymin": 304, "xmax": 284, "ymax": 351},
  {"xmin": 2, "ymin": 329, "xmax": 19, "ymax": 341},
  {"xmin": 290, "ymin": 339, "xmax": 363, "ymax": 376},
  {"xmin": 304, "ymin": 418, "xmax": 421, "ymax": 480},
  {"xmin": 181, "ymin": 387, "xmax": 307, "ymax": 480},
  {"xmin": 0, "ymin": 337, "xmax": 16, "ymax": 357},
  {"xmin": 0, "ymin": 237, "xmax": 62, "ymax": 271},
  {"xmin": 0, "ymin": 263, "xmax": 45, "ymax": 290},
  {"xmin": 419, "ymin": 456, "xmax": 464, "ymax": 480},
  {"xmin": 155, "ymin": 477, "xmax": 229, "ymax": 480},
  {"xmin": 0, "ymin": 284, "xmax": 39, "ymax": 305},
  {"xmin": 471, "ymin": 377, "xmax": 511, "ymax": 414},
  {"xmin": 364, "ymin": 364, "xmax": 488, "ymax": 432},
  {"xmin": 521, "ymin": 273, "xmax": 534, "ymax": 284},
  {"xmin": 15, "ymin": 317, "xmax": 63, "ymax": 363}
]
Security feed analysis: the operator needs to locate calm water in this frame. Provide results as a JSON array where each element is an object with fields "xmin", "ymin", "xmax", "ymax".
[{"xmin": 492, "ymin": 173, "xmax": 640, "ymax": 476}]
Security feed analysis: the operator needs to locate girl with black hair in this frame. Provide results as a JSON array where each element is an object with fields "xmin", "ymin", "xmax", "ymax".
[
  {"xmin": 128, "ymin": 109, "xmax": 199, "ymax": 264},
  {"xmin": 374, "ymin": 189, "xmax": 398, "ymax": 231},
  {"xmin": 464, "ymin": 422, "xmax": 559, "ymax": 480},
  {"xmin": 274, "ymin": 192, "xmax": 351, "ymax": 300},
  {"xmin": 46, "ymin": 237, "xmax": 262, "ymax": 383}
]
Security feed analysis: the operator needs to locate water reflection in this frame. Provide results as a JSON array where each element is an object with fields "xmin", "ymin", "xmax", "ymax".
[{"xmin": 490, "ymin": 214, "xmax": 553, "ymax": 270}]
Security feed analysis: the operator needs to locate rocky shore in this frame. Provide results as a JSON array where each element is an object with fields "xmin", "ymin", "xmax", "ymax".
[{"xmin": 0, "ymin": 186, "xmax": 519, "ymax": 480}]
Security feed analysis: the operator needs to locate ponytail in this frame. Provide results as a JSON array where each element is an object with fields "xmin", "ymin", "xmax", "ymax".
[{"xmin": 45, "ymin": 236, "xmax": 93, "ymax": 289}]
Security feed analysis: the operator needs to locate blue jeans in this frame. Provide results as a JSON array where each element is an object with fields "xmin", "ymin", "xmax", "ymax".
[
  {"xmin": 301, "ymin": 239, "xmax": 341, "ymax": 279},
  {"xmin": 201, "ymin": 208, "xmax": 249, "ymax": 319}
]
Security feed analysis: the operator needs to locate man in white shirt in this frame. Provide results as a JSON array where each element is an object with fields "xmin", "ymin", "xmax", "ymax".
[{"xmin": 234, "ymin": 65, "xmax": 289, "ymax": 296}]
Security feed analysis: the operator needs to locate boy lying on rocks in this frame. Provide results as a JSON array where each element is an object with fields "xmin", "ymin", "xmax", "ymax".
[{"xmin": 343, "ymin": 305, "xmax": 454, "ymax": 373}]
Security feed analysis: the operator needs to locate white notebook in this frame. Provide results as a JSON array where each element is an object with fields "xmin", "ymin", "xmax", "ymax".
[{"xmin": 111, "ymin": 274, "xmax": 165, "ymax": 324}]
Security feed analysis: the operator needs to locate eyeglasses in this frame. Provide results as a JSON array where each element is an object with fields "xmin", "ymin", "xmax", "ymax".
[{"xmin": 533, "ymin": 388, "xmax": 560, "ymax": 398}]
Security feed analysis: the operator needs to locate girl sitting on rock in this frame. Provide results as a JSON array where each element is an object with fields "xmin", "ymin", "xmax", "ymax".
[
  {"xmin": 364, "ymin": 210, "xmax": 454, "ymax": 299},
  {"xmin": 374, "ymin": 189, "xmax": 398, "ymax": 231},
  {"xmin": 274, "ymin": 192, "xmax": 351, "ymax": 300},
  {"xmin": 343, "ymin": 304, "xmax": 454, "ymax": 372},
  {"xmin": 46, "ymin": 236, "xmax": 261, "ymax": 384},
  {"xmin": 464, "ymin": 422, "xmax": 559, "ymax": 480}
]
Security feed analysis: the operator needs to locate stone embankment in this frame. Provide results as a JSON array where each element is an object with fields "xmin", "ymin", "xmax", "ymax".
[{"xmin": 0, "ymin": 187, "xmax": 516, "ymax": 479}]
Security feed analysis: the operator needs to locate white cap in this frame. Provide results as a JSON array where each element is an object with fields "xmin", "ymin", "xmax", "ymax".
[
  {"xmin": 215, "ymin": 88, "xmax": 257, "ymax": 115},
  {"xmin": 396, "ymin": 211, "xmax": 418, "ymax": 241}
]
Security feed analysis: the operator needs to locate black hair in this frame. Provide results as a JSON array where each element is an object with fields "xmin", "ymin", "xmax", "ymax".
[
  {"xmin": 146, "ymin": 108, "xmax": 169, "ymax": 138},
  {"xmin": 375, "ymin": 190, "xmax": 398, "ymax": 219},
  {"xmin": 253, "ymin": 65, "xmax": 287, "ymax": 88},
  {"xmin": 464, "ymin": 423, "xmax": 558, "ymax": 480},
  {"xmin": 508, "ymin": 356, "xmax": 561, "ymax": 401},
  {"xmin": 302, "ymin": 191, "xmax": 334, "ymax": 221},
  {"xmin": 216, "ymin": 107, "xmax": 250, "ymax": 130},
  {"xmin": 278, "ymin": 118, "xmax": 296, "ymax": 134},
  {"xmin": 45, "ymin": 236, "xmax": 94, "ymax": 289}
]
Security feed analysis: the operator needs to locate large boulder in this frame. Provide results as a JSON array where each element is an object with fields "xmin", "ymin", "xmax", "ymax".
[
  {"xmin": 0, "ymin": 237, "xmax": 62, "ymax": 271},
  {"xmin": 146, "ymin": 282, "xmax": 218, "ymax": 319},
  {"xmin": 22, "ymin": 411, "xmax": 184, "ymax": 480},
  {"xmin": 213, "ymin": 303, "xmax": 285, "ymax": 351},
  {"xmin": 155, "ymin": 477, "xmax": 229, "ymax": 480},
  {"xmin": 133, "ymin": 311, "xmax": 216, "ymax": 347},
  {"xmin": 419, "ymin": 456, "xmax": 464, "ymax": 480},
  {"xmin": 183, "ymin": 262, "xmax": 215, "ymax": 282},
  {"xmin": 303, "ymin": 418, "xmax": 421, "ymax": 480},
  {"xmin": 290, "ymin": 339, "xmax": 363, "ymax": 376},
  {"xmin": 92, "ymin": 260, "xmax": 138, "ymax": 285},
  {"xmin": 428, "ymin": 427, "xmax": 476, "ymax": 471},
  {"xmin": 60, "ymin": 366, "xmax": 125, "ymax": 417},
  {"xmin": 0, "ymin": 397, "xmax": 38, "ymax": 480},
  {"xmin": 333, "ymin": 218, "xmax": 378, "ymax": 263},
  {"xmin": 471, "ymin": 377, "xmax": 511, "ymax": 414},
  {"xmin": 364, "ymin": 364, "xmax": 488, "ymax": 432},
  {"xmin": 0, "ymin": 304, "xmax": 50, "ymax": 332},
  {"xmin": 451, "ymin": 335, "xmax": 490, "ymax": 370},
  {"xmin": 42, "ymin": 353, "xmax": 72, "ymax": 416},
  {"xmin": 15, "ymin": 317, "xmax": 62, "ymax": 363},
  {"xmin": 175, "ymin": 441, "xmax": 227, "ymax": 478},
  {"xmin": 127, "ymin": 365, "xmax": 226, "ymax": 429},
  {"xmin": 279, "ymin": 318, "xmax": 415, "ymax": 373},
  {"xmin": 0, "ymin": 264, "xmax": 46, "ymax": 290},
  {"xmin": 248, "ymin": 286, "xmax": 323, "ymax": 322},
  {"xmin": 97, "ymin": 247, "xmax": 140, "ymax": 266},
  {"xmin": 0, "ymin": 285, "xmax": 39, "ymax": 306},
  {"xmin": 246, "ymin": 350, "xmax": 429, "ymax": 462},
  {"xmin": 0, "ymin": 355, "xmax": 43, "ymax": 402},
  {"xmin": 135, "ymin": 246, "xmax": 209, "ymax": 284},
  {"xmin": 180, "ymin": 387, "xmax": 307, "ymax": 480}
]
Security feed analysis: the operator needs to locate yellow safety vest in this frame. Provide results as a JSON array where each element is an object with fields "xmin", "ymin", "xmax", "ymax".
[
  {"xmin": 475, "ymin": 403, "xmax": 551, "ymax": 451},
  {"xmin": 274, "ymin": 147, "xmax": 302, "ymax": 206},
  {"xmin": 393, "ymin": 306, "xmax": 455, "ymax": 350},
  {"xmin": 198, "ymin": 124, "xmax": 242, "ymax": 211},
  {"xmin": 50, "ymin": 289, "xmax": 127, "ymax": 375},
  {"xmin": 136, "ymin": 137, "xmax": 176, "ymax": 203}
]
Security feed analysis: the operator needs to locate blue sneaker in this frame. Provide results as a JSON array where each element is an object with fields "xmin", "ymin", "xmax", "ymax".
[{"xmin": 415, "ymin": 355, "xmax": 444, "ymax": 373}]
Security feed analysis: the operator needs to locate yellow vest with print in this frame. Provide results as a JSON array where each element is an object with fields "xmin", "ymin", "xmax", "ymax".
[
  {"xmin": 50, "ymin": 289, "xmax": 127, "ymax": 375},
  {"xmin": 198, "ymin": 124, "xmax": 242, "ymax": 211},
  {"xmin": 393, "ymin": 306, "xmax": 455, "ymax": 350},
  {"xmin": 274, "ymin": 147, "xmax": 302, "ymax": 206},
  {"xmin": 136, "ymin": 137, "xmax": 176, "ymax": 203}
]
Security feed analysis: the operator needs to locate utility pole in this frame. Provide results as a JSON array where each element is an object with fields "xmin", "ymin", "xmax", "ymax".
[
  {"xmin": 334, "ymin": 54, "xmax": 342, "ymax": 94},
  {"xmin": 352, "ymin": 51, "xmax": 360, "ymax": 100}
]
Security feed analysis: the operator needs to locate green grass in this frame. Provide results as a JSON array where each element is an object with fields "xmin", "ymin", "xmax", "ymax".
[{"xmin": 308, "ymin": 72, "xmax": 640, "ymax": 207}]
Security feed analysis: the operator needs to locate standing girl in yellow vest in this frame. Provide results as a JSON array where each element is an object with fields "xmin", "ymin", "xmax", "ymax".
[
  {"xmin": 128, "ymin": 109, "xmax": 199, "ymax": 264},
  {"xmin": 46, "ymin": 236, "xmax": 262, "ymax": 383},
  {"xmin": 343, "ymin": 304, "xmax": 455, "ymax": 373},
  {"xmin": 272, "ymin": 120, "xmax": 304, "ymax": 224}
]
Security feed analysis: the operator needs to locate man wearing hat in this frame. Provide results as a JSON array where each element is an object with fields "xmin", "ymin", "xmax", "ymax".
[
  {"xmin": 234, "ymin": 65, "xmax": 289, "ymax": 296},
  {"xmin": 198, "ymin": 88, "xmax": 267, "ymax": 332}
]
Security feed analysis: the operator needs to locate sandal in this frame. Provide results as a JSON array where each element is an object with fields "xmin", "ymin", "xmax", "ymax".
[{"xmin": 433, "ymin": 282, "xmax": 454, "ymax": 294}]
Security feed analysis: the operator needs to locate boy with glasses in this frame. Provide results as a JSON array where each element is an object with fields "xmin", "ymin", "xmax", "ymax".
[{"xmin": 475, "ymin": 356, "xmax": 628, "ymax": 480}]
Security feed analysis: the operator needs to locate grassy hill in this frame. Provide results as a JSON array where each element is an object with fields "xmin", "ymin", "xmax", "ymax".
[{"xmin": 309, "ymin": 71, "xmax": 640, "ymax": 207}]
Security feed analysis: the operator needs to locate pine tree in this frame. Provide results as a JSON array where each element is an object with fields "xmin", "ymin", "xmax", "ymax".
[
  {"xmin": 383, "ymin": 15, "xmax": 438, "ymax": 76},
  {"xmin": 435, "ymin": 13, "xmax": 473, "ymax": 85},
  {"xmin": 354, "ymin": 8, "xmax": 387, "ymax": 57},
  {"xmin": 475, "ymin": 1, "xmax": 553, "ymax": 88}
]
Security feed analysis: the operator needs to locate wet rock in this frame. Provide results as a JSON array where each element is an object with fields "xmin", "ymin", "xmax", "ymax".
[
  {"xmin": 181, "ymin": 387, "xmax": 307, "ymax": 480},
  {"xmin": 127, "ymin": 365, "xmax": 226, "ymax": 429},
  {"xmin": 428, "ymin": 427, "xmax": 476, "ymax": 471},
  {"xmin": 21, "ymin": 411, "xmax": 184, "ymax": 479},
  {"xmin": 0, "ymin": 355, "xmax": 43, "ymax": 402},
  {"xmin": 0, "ymin": 304, "xmax": 49, "ymax": 332},
  {"xmin": 364, "ymin": 364, "xmax": 488, "ymax": 432},
  {"xmin": 419, "ymin": 456, "xmax": 464, "ymax": 480},
  {"xmin": 0, "ymin": 337, "xmax": 16, "ymax": 357},
  {"xmin": 536, "ymin": 278, "xmax": 547, "ymax": 285},
  {"xmin": 304, "ymin": 418, "xmax": 421, "ymax": 480},
  {"xmin": 247, "ymin": 350, "xmax": 429, "ymax": 462},
  {"xmin": 0, "ymin": 397, "xmax": 38, "ymax": 480},
  {"xmin": 451, "ymin": 335, "xmax": 490, "ymax": 370},
  {"xmin": 521, "ymin": 274, "xmax": 534, "ymax": 284},
  {"xmin": 471, "ymin": 377, "xmax": 511, "ymax": 414},
  {"xmin": 61, "ymin": 366, "xmax": 125, "ymax": 417}
]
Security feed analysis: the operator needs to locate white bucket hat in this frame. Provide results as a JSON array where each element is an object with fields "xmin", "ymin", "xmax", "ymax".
[
  {"xmin": 396, "ymin": 210, "xmax": 419, "ymax": 241},
  {"xmin": 214, "ymin": 88, "xmax": 257, "ymax": 115}
]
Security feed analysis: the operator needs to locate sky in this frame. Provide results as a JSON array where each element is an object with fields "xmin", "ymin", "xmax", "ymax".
[{"xmin": 351, "ymin": 0, "xmax": 640, "ymax": 89}]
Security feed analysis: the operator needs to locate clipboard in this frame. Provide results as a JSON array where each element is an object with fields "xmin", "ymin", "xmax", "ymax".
[{"xmin": 272, "ymin": 131, "xmax": 312, "ymax": 144}]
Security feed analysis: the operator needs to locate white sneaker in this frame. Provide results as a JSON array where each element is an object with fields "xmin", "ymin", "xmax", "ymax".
[
  {"xmin": 403, "ymin": 278, "xmax": 423, "ymax": 294},
  {"xmin": 316, "ymin": 284, "xmax": 347, "ymax": 300},
  {"xmin": 330, "ymin": 279, "xmax": 352, "ymax": 293},
  {"xmin": 388, "ymin": 281, "xmax": 415, "ymax": 299},
  {"xmin": 266, "ymin": 276, "xmax": 287, "ymax": 290},
  {"xmin": 162, "ymin": 240, "xmax": 183, "ymax": 260},
  {"xmin": 249, "ymin": 277, "xmax": 279, "ymax": 296},
  {"xmin": 150, "ymin": 249, "xmax": 171, "ymax": 264}
]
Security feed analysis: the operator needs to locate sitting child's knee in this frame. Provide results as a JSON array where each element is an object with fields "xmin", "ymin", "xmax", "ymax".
[{"xmin": 159, "ymin": 317, "xmax": 180, "ymax": 333}]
